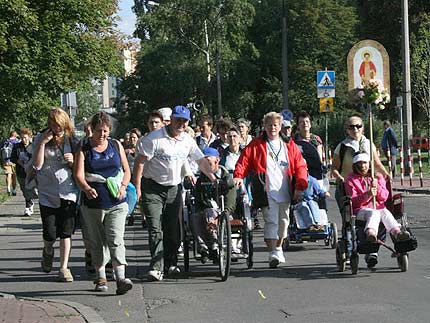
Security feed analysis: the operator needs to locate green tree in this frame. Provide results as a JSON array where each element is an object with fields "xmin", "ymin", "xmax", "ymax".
[{"xmin": 0, "ymin": 0, "xmax": 123, "ymax": 136}]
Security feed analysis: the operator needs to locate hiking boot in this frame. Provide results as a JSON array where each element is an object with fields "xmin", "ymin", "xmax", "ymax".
[
  {"xmin": 116, "ymin": 278, "xmax": 133, "ymax": 295},
  {"xmin": 148, "ymin": 270, "xmax": 163, "ymax": 281},
  {"xmin": 58, "ymin": 268, "xmax": 74, "ymax": 282},
  {"xmin": 41, "ymin": 249, "xmax": 54, "ymax": 273},
  {"xmin": 94, "ymin": 278, "xmax": 108, "ymax": 292}
]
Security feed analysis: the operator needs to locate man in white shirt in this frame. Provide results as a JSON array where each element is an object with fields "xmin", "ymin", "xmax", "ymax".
[{"xmin": 133, "ymin": 106, "xmax": 216, "ymax": 281}]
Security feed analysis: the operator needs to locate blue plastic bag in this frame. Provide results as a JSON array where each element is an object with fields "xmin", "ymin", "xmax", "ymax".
[{"xmin": 126, "ymin": 182, "xmax": 137, "ymax": 215}]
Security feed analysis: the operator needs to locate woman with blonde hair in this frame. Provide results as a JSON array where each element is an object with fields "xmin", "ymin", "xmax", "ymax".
[{"xmin": 32, "ymin": 107, "xmax": 79, "ymax": 282}]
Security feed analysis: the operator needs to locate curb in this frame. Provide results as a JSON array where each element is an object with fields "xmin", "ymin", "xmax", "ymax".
[{"xmin": 0, "ymin": 292, "xmax": 105, "ymax": 323}]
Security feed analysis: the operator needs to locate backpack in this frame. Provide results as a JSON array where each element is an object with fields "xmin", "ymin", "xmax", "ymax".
[{"xmin": 1, "ymin": 139, "xmax": 13, "ymax": 162}]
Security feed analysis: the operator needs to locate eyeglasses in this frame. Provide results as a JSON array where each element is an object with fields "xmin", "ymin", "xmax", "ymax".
[{"xmin": 348, "ymin": 124, "xmax": 363, "ymax": 130}]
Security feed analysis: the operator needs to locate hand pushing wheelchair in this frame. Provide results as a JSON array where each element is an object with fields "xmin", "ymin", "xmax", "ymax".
[
  {"xmin": 181, "ymin": 178, "xmax": 253, "ymax": 281},
  {"xmin": 336, "ymin": 180, "xmax": 417, "ymax": 274}
]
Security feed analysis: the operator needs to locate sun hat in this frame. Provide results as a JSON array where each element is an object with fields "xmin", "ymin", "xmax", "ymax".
[{"xmin": 171, "ymin": 105, "xmax": 191, "ymax": 121}]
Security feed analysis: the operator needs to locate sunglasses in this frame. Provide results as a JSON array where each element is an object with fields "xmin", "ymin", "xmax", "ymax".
[{"xmin": 348, "ymin": 124, "xmax": 363, "ymax": 130}]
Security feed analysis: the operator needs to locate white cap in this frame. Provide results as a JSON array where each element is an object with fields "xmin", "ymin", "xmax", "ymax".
[
  {"xmin": 282, "ymin": 120, "xmax": 292, "ymax": 128},
  {"xmin": 158, "ymin": 107, "xmax": 172, "ymax": 121},
  {"xmin": 352, "ymin": 152, "xmax": 370, "ymax": 164}
]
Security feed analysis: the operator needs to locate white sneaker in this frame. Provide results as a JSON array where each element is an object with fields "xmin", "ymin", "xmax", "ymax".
[
  {"xmin": 29, "ymin": 204, "xmax": 34, "ymax": 214},
  {"xmin": 268, "ymin": 251, "xmax": 280, "ymax": 268},
  {"xmin": 148, "ymin": 270, "xmax": 163, "ymax": 281},
  {"xmin": 24, "ymin": 208, "xmax": 31, "ymax": 217},
  {"xmin": 276, "ymin": 249, "xmax": 286, "ymax": 263}
]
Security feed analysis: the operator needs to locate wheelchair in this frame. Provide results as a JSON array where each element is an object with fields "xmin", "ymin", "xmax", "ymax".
[
  {"xmin": 181, "ymin": 179, "xmax": 253, "ymax": 281},
  {"xmin": 335, "ymin": 180, "xmax": 417, "ymax": 274}
]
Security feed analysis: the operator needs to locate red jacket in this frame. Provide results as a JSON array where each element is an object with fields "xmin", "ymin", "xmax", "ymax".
[{"xmin": 234, "ymin": 134, "xmax": 308, "ymax": 207}]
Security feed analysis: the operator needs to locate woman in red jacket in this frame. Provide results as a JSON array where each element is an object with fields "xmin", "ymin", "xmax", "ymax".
[{"xmin": 234, "ymin": 112, "xmax": 308, "ymax": 268}]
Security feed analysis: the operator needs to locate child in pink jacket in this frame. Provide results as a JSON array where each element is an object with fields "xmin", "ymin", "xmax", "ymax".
[{"xmin": 344, "ymin": 152, "xmax": 410, "ymax": 242}]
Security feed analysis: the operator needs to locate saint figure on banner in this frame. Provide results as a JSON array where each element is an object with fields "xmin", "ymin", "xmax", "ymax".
[{"xmin": 359, "ymin": 51, "xmax": 376, "ymax": 85}]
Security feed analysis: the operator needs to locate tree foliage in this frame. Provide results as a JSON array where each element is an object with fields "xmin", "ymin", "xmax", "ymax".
[{"xmin": 0, "ymin": 0, "xmax": 123, "ymax": 136}]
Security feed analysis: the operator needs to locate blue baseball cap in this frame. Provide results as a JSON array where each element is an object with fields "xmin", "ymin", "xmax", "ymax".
[
  {"xmin": 203, "ymin": 147, "xmax": 219, "ymax": 158},
  {"xmin": 171, "ymin": 105, "xmax": 191, "ymax": 121}
]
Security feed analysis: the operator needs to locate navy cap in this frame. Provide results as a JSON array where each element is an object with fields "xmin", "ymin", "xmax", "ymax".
[
  {"xmin": 203, "ymin": 147, "xmax": 219, "ymax": 158},
  {"xmin": 171, "ymin": 105, "xmax": 191, "ymax": 121}
]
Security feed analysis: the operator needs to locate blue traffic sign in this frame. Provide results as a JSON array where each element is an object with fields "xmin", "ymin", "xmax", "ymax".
[
  {"xmin": 281, "ymin": 109, "xmax": 293, "ymax": 121},
  {"xmin": 317, "ymin": 71, "xmax": 335, "ymax": 89}
]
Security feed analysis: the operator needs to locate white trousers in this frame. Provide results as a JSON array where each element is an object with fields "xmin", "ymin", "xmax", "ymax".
[
  {"xmin": 262, "ymin": 198, "xmax": 290, "ymax": 240},
  {"xmin": 356, "ymin": 207, "xmax": 400, "ymax": 235}
]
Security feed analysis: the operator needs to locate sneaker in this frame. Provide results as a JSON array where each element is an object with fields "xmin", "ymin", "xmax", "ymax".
[
  {"xmin": 198, "ymin": 243, "xmax": 209, "ymax": 257},
  {"xmin": 167, "ymin": 266, "xmax": 181, "ymax": 276},
  {"xmin": 29, "ymin": 203, "xmax": 34, "ymax": 214},
  {"xmin": 116, "ymin": 278, "xmax": 133, "ymax": 295},
  {"xmin": 127, "ymin": 216, "xmax": 134, "ymax": 226},
  {"xmin": 24, "ymin": 208, "xmax": 31, "ymax": 217},
  {"xmin": 268, "ymin": 251, "xmax": 280, "ymax": 268},
  {"xmin": 276, "ymin": 249, "xmax": 286, "ymax": 263},
  {"xmin": 106, "ymin": 262, "xmax": 116, "ymax": 280},
  {"xmin": 177, "ymin": 242, "xmax": 184, "ymax": 257},
  {"xmin": 397, "ymin": 230, "xmax": 411, "ymax": 241},
  {"xmin": 365, "ymin": 253, "xmax": 378, "ymax": 268},
  {"xmin": 94, "ymin": 278, "xmax": 108, "ymax": 292},
  {"xmin": 58, "ymin": 268, "xmax": 74, "ymax": 282},
  {"xmin": 148, "ymin": 270, "xmax": 163, "ymax": 281},
  {"xmin": 11, "ymin": 190, "xmax": 17, "ymax": 196},
  {"xmin": 41, "ymin": 249, "xmax": 54, "ymax": 273}
]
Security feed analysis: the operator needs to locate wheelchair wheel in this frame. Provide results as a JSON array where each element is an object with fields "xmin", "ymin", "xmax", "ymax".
[
  {"xmin": 397, "ymin": 254, "xmax": 408, "ymax": 272},
  {"xmin": 330, "ymin": 222, "xmax": 338, "ymax": 249},
  {"xmin": 336, "ymin": 243, "xmax": 346, "ymax": 272},
  {"xmin": 183, "ymin": 233, "xmax": 190, "ymax": 274},
  {"xmin": 350, "ymin": 252, "xmax": 359, "ymax": 275},
  {"xmin": 218, "ymin": 212, "xmax": 232, "ymax": 281}
]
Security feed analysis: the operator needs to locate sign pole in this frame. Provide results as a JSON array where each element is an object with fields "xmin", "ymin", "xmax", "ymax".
[{"xmin": 325, "ymin": 113, "xmax": 328, "ymax": 164}]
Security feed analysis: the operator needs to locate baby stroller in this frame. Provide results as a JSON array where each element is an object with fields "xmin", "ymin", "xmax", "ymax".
[
  {"xmin": 283, "ymin": 140, "xmax": 337, "ymax": 250},
  {"xmin": 336, "ymin": 180, "xmax": 417, "ymax": 274}
]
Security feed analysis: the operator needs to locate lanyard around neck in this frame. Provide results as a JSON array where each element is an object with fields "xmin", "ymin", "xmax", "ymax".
[{"xmin": 268, "ymin": 139, "xmax": 282, "ymax": 161}]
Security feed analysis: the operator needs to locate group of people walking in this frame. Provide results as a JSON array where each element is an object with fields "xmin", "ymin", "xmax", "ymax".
[{"xmin": 1, "ymin": 104, "xmax": 405, "ymax": 292}]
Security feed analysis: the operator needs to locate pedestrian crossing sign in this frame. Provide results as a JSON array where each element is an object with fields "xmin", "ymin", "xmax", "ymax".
[
  {"xmin": 319, "ymin": 98, "xmax": 334, "ymax": 113},
  {"xmin": 317, "ymin": 71, "xmax": 335, "ymax": 89}
]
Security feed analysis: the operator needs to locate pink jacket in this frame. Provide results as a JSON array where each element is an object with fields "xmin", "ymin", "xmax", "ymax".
[{"xmin": 344, "ymin": 172, "xmax": 389, "ymax": 214}]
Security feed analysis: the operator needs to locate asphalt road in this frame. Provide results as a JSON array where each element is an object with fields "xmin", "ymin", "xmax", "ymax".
[
  {"xmin": 143, "ymin": 192, "xmax": 430, "ymax": 323},
  {"xmin": 1, "ymin": 190, "xmax": 429, "ymax": 323}
]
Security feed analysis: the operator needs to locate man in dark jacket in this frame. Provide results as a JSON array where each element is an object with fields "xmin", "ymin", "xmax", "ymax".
[{"xmin": 381, "ymin": 120, "xmax": 399, "ymax": 177}]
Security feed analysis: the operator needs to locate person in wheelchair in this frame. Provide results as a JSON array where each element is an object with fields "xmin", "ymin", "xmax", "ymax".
[
  {"xmin": 344, "ymin": 152, "xmax": 410, "ymax": 245},
  {"xmin": 193, "ymin": 147, "xmax": 237, "ymax": 261},
  {"xmin": 295, "ymin": 174, "xmax": 330, "ymax": 232}
]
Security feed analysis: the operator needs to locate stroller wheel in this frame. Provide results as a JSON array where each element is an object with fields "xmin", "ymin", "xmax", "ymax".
[
  {"xmin": 397, "ymin": 254, "xmax": 408, "ymax": 272},
  {"xmin": 330, "ymin": 223, "xmax": 338, "ymax": 249}
]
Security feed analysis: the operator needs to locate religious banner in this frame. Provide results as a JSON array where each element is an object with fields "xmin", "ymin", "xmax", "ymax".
[{"xmin": 347, "ymin": 39, "xmax": 390, "ymax": 96}]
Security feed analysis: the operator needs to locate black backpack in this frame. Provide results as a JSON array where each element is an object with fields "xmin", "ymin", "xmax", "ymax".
[{"xmin": 1, "ymin": 139, "xmax": 14, "ymax": 162}]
